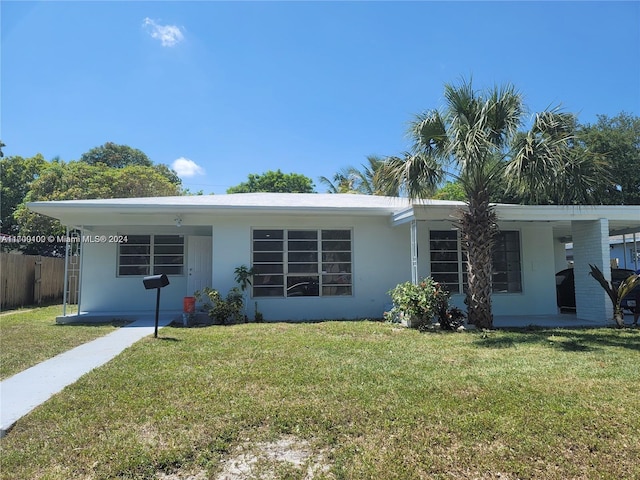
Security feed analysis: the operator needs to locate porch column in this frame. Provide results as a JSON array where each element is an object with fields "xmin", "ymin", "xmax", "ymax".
[
  {"xmin": 571, "ymin": 218, "xmax": 612, "ymax": 322},
  {"xmin": 410, "ymin": 220, "xmax": 418, "ymax": 284}
]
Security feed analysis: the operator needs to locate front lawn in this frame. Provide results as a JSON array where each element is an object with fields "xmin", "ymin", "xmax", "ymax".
[
  {"xmin": 0, "ymin": 305, "xmax": 120, "ymax": 380},
  {"xmin": 1, "ymin": 321, "xmax": 639, "ymax": 479}
]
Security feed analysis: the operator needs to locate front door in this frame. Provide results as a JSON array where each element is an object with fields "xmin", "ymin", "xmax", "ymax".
[{"xmin": 187, "ymin": 236, "xmax": 212, "ymax": 296}]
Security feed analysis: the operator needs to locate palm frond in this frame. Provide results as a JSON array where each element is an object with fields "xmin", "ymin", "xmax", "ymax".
[
  {"xmin": 408, "ymin": 110, "xmax": 449, "ymax": 159},
  {"xmin": 504, "ymin": 109, "xmax": 607, "ymax": 205},
  {"xmin": 384, "ymin": 153, "xmax": 443, "ymax": 200},
  {"xmin": 618, "ymin": 274, "xmax": 640, "ymax": 303},
  {"xmin": 588, "ymin": 264, "xmax": 617, "ymax": 306}
]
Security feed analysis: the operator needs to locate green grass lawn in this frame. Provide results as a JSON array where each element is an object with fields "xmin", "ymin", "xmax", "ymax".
[
  {"xmin": 0, "ymin": 305, "xmax": 120, "ymax": 380},
  {"xmin": 1, "ymin": 321, "xmax": 639, "ymax": 479}
]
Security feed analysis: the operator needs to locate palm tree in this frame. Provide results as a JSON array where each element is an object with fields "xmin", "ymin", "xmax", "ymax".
[
  {"xmin": 350, "ymin": 155, "xmax": 402, "ymax": 196},
  {"xmin": 320, "ymin": 156, "xmax": 402, "ymax": 196},
  {"xmin": 318, "ymin": 167, "xmax": 358, "ymax": 193},
  {"xmin": 384, "ymin": 78, "xmax": 609, "ymax": 329}
]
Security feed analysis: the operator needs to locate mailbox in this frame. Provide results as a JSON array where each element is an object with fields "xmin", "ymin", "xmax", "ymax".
[
  {"xmin": 143, "ymin": 274, "xmax": 170, "ymax": 290},
  {"xmin": 143, "ymin": 273, "xmax": 170, "ymax": 338}
]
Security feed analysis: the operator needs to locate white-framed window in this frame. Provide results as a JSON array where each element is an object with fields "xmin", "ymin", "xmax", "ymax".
[
  {"xmin": 251, "ymin": 229, "xmax": 352, "ymax": 297},
  {"xmin": 429, "ymin": 230, "xmax": 522, "ymax": 294},
  {"xmin": 118, "ymin": 234, "xmax": 184, "ymax": 276}
]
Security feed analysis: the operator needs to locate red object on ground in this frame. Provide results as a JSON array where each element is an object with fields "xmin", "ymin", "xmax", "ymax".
[{"xmin": 183, "ymin": 296, "xmax": 196, "ymax": 313}]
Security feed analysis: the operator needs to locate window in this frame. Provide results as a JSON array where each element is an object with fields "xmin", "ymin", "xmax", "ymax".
[
  {"xmin": 491, "ymin": 231, "xmax": 522, "ymax": 293},
  {"xmin": 252, "ymin": 229, "xmax": 352, "ymax": 297},
  {"xmin": 429, "ymin": 230, "xmax": 521, "ymax": 293},
  {"xmin": 118, "ymin": 234, "xmax": 184, "ymax": 276}
]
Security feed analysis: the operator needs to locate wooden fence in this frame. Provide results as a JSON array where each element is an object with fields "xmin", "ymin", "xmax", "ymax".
[{"xmin": 0, "ymin": 253, "xmax": 67, "ymax": 309}]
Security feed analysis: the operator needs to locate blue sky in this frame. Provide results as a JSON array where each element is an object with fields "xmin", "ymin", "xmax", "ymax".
[{"xmin": 2, "ymin": 1, "xmax": 639, "ymax": 194}]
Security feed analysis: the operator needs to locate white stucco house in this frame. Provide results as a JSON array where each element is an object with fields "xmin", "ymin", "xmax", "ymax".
[{"xmin": 27, "ymin": 193, "xmax": 640, "ymax": 325}]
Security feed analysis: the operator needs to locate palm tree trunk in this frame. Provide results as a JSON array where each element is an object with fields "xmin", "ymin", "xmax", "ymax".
[{"xmin": 460, "ymin": 194, "xmax": 498, "ymax": 329}]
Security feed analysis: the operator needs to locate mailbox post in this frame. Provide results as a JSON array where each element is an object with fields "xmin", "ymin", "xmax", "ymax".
[{"xmin": 143, "ymin": 274, "xmax": 170, "ymax": 338}]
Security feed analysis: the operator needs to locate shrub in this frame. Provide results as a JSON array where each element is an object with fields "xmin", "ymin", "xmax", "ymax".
[
  {"xmin": 386, "ymin": 278, "xmax": 465, "ymax": 330},
  {"xmin": 194, "ymin": 287, "xmax": 244, "ymax": 325}
]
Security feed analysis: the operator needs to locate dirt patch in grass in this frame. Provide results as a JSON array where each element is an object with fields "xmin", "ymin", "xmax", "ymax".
[{"xmin": 157, "ymin": 436, "xmax": 332, "ymax": 480}]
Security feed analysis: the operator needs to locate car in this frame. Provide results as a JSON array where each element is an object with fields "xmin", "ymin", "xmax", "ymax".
[{"xmin": 556, "ymin": 268, "xmax": 639, "ymax": 313}]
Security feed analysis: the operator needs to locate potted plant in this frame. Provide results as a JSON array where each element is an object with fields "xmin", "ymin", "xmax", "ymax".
[{"xmin": 589, "ymin": 264, "xmax": 640, "ymax": 328}]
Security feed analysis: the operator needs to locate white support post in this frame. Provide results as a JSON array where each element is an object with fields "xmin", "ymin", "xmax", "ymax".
[
  {"xmin": 410, "ymin": 220, "xmax": 418, "ymax": 284},
  {"xmin": 62, "ymin": 226, "xmax": 69, "ymax": 316},
  {"xmin": 77, "ymin": 226, "xmax": 84, "ymax": 314}
]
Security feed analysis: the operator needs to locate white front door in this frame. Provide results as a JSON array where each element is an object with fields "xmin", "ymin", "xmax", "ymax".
[{"xmin": 187, "ymin": 236, "xmax": 212, "ymax": 296}]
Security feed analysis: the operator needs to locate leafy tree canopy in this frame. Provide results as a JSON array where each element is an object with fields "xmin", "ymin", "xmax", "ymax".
[
  {"xmin": 80, "ymin": 142, "xmax": 153, "ymax": 168},
  {"xmin": 578, "ymin": 112, "xmax": 640, "ymax": 205},
  {"xmin": 80, "ymin": 142, "xmax": 181, "ymax": 187},
  {"xmin": 227, "ymin": 169, "xmax": 315, "ymax": 193},
  {"xmin": 14, "ymin": 161, "xmax": 181, "ymax": 255},
  {"xmin": 432, "ymin": 181, "xmax": 467, "ymax": 201},
  {"xmin": 1, "ymin": 154, "xmax": 47, "ymax": 235}
]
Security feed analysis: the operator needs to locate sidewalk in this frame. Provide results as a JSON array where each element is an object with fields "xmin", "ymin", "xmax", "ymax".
[{"xmin": 0, "ymin": 317, "xmax": 172, "ymax": 437}]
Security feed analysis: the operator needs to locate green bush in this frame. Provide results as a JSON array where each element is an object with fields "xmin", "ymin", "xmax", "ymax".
[
  {"xmin": 386, "ymin": 278, "xmax": 465, "ymax": 329},
  {"xmin": 194, "ymin": 287, "xmax": 244, "ymax": 325}
]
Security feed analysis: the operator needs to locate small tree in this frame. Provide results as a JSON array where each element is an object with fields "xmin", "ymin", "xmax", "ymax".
[
  {"xmin": 234, "ymin": 265, "xmax": 254, "ymax": 321},
  {"xmin": 589, "ymin": 265, "xmax": 640, "ymax": 328}
]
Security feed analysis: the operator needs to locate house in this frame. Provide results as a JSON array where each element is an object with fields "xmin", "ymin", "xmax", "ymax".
[
  {"xmin": 565, "ymin": 234, "xmax": 640, "ymax": 271},
  {"xmin": 27, "ymin": 193, "xmax": 640, "ymax": 324}
]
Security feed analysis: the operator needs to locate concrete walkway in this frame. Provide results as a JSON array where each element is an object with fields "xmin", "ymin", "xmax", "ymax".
[
  {"xmin": 493, "ymin": 312, "xmax": 608, "ymax": 329},
  {"xmin": 0, "ymin": 317, "xmax": 172, "ymax": 437}
]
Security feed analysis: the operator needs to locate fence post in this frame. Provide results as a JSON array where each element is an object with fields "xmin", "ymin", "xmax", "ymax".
[{"xmin": 34, "ymin": 256, "xmax": 43, "ymax": 305}]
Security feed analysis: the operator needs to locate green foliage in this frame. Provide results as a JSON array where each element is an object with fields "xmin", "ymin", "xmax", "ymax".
[
  {"xmin": 0, "ymin": 305, "xmax": 118, "ymax": 380},
  {"xmin": 386, "ymin": 278, "xmax": 452, "ymax": 328},
  {"xmin": 4, "ymin": 322, "xmax": 639, "ymax": 479},
  {"xmin": 320, "ymin": 156, "xmax": 400, "ymax": 196},
  {"xmin": 194, "ymin": 287, "xmax": 244, "ymax": 325},
  {"xmin": 14, "ymin": 161, "xmax": 182, "ymax": 256},
  {"xmin": 589, "ymin": 264, "xmax": 640, "ymax": 327},
  {"xmin": 382, "ymin": 78, "xmax": 610, "ymax": 329},
  {"xmin": 578, "ymin": 112, "xmax": 640, "ymax": 205},
  {"xmin": 80, "ymin": 142, "xmax": 181, "ymax": 187},
  {"xmin": 233, "ymin": 265, "xmax": 254, "ymax": 291},
  {"xmin": 0, "ymin": 139, "xmax": 5, "ymax": 157},
  {"xmin": 80, "ymin": 142, "xmax": 152, "ymax": 168},
  {"xmin": 0, "ymin": 154, "xmax": 47, "ymax": 236},
  {"xmin": 227, "ymin": 169, "xmax": 315, "ymax": 193},
  {"xmin": 432, "ymin": 181, "xmax": 467, "ymax": 201}
]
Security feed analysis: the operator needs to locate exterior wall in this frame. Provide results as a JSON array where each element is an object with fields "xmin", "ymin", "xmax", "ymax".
[
  {"xmin": 571, "ymin": 219, "xmax": 611, "ymax": 322},
  {"xmin": 554, "ymin": 240, "xmax": 569, "ymax": 272},
  {"xmin": 78, "ymin": 216, "xmax": 410, "ymax": 321},
  {"xmin": 416, "ymin": 220, "xmax": 558, "ymax": 316},
  {"xmin": 209, "ymin": 214, "xmax": 410, "ymax": 321},
  {"xmin": 492, "ymin": 223, "xmax": 557, "ymax": 316},
  {"xmin": 78, "ymin": 227, "xmax": 188, "ymax": 316},
  {"xmin": 76, "ymin": 214, "xmax": 577, "ymax": 321}
]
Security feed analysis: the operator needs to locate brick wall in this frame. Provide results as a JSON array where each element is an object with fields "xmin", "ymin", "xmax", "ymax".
[{"xmin": 571, "ymin": 219, "xmax": 612, "ymax": 322}]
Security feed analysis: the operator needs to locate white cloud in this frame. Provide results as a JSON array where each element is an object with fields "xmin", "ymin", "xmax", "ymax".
[
  {"xmin": 142, "ymin": 17, "xmax": 184, "ymax": 47},
  {"xmin": 172, "ymin": 157, "xmax": 204, "ymax": 178}
]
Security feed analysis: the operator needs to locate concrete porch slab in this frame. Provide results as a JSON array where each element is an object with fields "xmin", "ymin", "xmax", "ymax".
[{"xmin": 493, "ymin": 313, "xmax": 613, "ymax": 329}]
